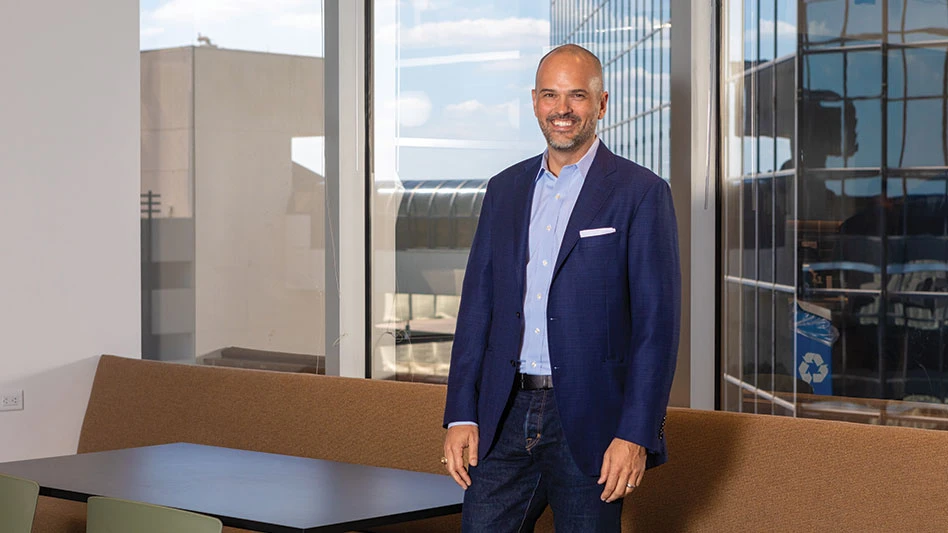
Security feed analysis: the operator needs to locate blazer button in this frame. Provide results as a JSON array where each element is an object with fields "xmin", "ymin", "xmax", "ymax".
[{"xmin": 516, "ymin": 312, "xmax": 521, "ymax": 318}]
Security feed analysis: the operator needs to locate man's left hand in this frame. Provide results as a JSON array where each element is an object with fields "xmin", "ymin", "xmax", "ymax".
[{"xmin": 597, "ymin": 437, "xmax": 646, "ymax": 502}]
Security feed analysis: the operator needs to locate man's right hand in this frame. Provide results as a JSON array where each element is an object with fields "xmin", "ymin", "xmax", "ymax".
[{"xmin": 443, "ymin": 425, "xmax": 479, "ymax": 489}]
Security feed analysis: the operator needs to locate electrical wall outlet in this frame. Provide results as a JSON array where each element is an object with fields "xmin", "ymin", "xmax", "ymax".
[{"xmin": 0, "ymin": 389, "xmax": 24, "ymax": 411}]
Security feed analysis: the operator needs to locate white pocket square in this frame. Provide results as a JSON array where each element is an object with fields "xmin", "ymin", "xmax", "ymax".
[{"xmin": 579, "ymin": 227, "xmax": 616, "ymax": 238}]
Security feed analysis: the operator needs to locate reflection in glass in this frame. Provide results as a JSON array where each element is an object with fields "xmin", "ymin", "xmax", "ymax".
[
  {"xmin": 888, "ymin": 99, "xmax": 948, "ymax": 168},
  {"xmin": 745, "ymin": 0, "xmax": 758, "ymax": 63},
  {"xmin": 743, "ymin": 72, "xmax": 758, "ymax": 174},
  {"xmin": 757, "ymin": 288, "xmax": 775, "ymax": 414},
  {"xmin": 889, "ymin": 47, "xmax": 947, "ymax": 100},
  {"xmin": 800, "ymin": 173, "xmax": 883, "ymax": 291},
  {"xmin": 759, "ymin": 177, "xmax": 775, "ymax": 282},
  {"xmin": 726, "ymin": 177, "xmax": 742, "ymax": 277},
  {"xmin": 775, "ymin": 58, "xmax": 794, "ymax": 170},
  {"xmin": 775, "ymin": 0, "xmax": 797, "ymax": 58},
  {"xmin": 802, "ymin": 0, "xmax": 883, "ymax": 48},
  {"xmin": 773, "ymin": 291, "xmax": 796, "ymax": 400},
  {"xmin": 723, "ymin": 0, "xmax": 948, "ymax": 422},
  {"xmin": 743, "ymin": 285, "xmax": 758, "ymax": 391},
  {"xmin": 758, "ymin": 65, "xmax": 776, "ymax": 174},
  {"xmin": 743, "ymin": 178, "xmax": 758, "ymax": 279},
  {"xmin": 889, "ymin": 0, "xmax": 948, "ymax": 43},
  {"xmin": 760, "ymin": 0, "xmax": 776, "ymax": 63}
]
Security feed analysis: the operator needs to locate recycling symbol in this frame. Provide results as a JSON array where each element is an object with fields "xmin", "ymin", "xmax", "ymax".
[{"xmin": 798, "ymin": 352, "xmax": 829, "ymax": 384}]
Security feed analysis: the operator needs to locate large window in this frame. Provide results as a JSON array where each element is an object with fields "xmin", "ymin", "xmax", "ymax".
[
  {"xmin": 140, "ymin": 1, "xmax": 328, "ymax": 374},
  {"xmin": 721, "ymin": 0, "xmax": 948, "ymax": 428},
  {"xmin": 371, "ymin": 1, "xmax": 673, "ymax": 382}
]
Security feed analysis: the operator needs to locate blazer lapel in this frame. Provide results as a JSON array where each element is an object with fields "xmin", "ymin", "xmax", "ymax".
[
  {"xmin": 511, "ymin": 157, "xmax": 541, "ymax": 303},
  {"xmin": 552, "ymin": 143, "xmax": 617, "ymax": 281}
]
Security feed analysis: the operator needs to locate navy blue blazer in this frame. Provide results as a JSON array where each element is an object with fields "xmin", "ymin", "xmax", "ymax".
[{"xmin": 443, "ymin": 142, "xmax": 681, "ymax": 476}]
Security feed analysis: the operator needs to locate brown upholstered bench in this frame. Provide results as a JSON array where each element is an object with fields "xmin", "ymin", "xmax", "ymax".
[{"xmin": 30, "ymin": 355, "xmax": 948, "ymax": 532}]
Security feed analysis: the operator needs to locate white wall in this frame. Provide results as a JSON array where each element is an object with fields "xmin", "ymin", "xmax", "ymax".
[{"xmin": 0, "ymin": 0, "xmax": 140, "ymax": 462}]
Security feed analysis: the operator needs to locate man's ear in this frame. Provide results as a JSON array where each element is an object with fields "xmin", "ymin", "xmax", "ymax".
[{"xmin": 598, "ymin": 91, "xmax": 609, "ymax": 119}]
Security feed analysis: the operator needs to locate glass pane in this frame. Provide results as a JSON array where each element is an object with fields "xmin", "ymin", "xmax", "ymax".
[
  {"xmin": 801, "ymin": 93, "xmax": 880, "ymax": 169},
  {"xmin": 775, "ymin": 58, "xmax": 795, "ymax": 171},
  {"xmin": 802, "ymin": 0, "xmax": 883, "ymax": 49},
  {"xmin": 800, "ymin": 172, "xmax": 883, "ymax": 291},
  {"xmin": 761, "ymin": 0, "xmax": 776, "ymax": 62},
  {"xmin": 758, "ymin": 288, "xmax": 775, "ymax": 414},
  {"xmin": 800, "ymin": 295, "xmax": 881, "ymax": 399},
  {"xmin": 888, "ymin": 99, "xmax": 948, "ymax": 168},
  {"xmin": 774, "ymin": 290, "xmax": 796, "ymax": 396},
  {"xmin": 745, "ymin": 0, "xmax": 759, "ymax": 63},
  {"xmin": 887, "ymin": 295, "xmax": 948, "ymax": 402},
  {"xmin": 726, "ymin": 79, "xmax": 745, "ymax": 179},
  {"xmin": 846, "ymin": 52, "xmax": 883, "ymax": 99},
  {"xmin": 727, "ymin": 0, "xmax": 746, "ymax": 71},
  {"xmin": 743, "ymin": 72, "xmax": 758, "ymax": 175},
  {"xmin": 775, "ymin": 174, "xmax": 796, "ymax": 286},
  {"xmin": 727, "ymin": 281, "xmax": 743, "ymax": 379},
  {"xmin": 140, "ymin": 1, "xmax": 326, "ymax": 367},
  {"xmin": 743, "ymin": 178, "xmax": 758, "ymax": 278},
  {"xmin": 889, "ymin": 47, "xmax": 948, "ymax": 100},
  {"xmin": 759, "ymin": 176, "xmax": 775, "ymax": 282},
  {"xmin": 726, "ymin": 177, "xmax": 743, "ymax": 277},
  {"xmin": 886, "ymin": 174, "xmax": 948, "ymax": 297},
  {"xmin": 758, "ymin": 64, "xmax": 776, "ymax": 174},
  {"xmin": 889, "ymin": 0, "xmax": 948, "ymax": 43},
  {"xmin": 372, "ymin": 1, "xmax": 673, "ymax": 381},
  {"xmin": 743, "ymin": 284, "xmax": 758, "ymax": 391},
  {"xmin": 775, "ymin": 0, "xmax": 797, "ymax": 58}
]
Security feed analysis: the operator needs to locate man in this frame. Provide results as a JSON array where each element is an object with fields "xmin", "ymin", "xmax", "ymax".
[{"xmin": 442, "ymin": 44, "xmax": 680, "ymax": 532}]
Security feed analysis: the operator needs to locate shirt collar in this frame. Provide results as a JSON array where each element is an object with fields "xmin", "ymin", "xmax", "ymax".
[{"xmin": 537, "ymin": 136, "xmax": 600, "ymax": 182}]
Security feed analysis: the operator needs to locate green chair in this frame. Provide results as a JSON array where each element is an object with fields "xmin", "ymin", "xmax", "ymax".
[
  {"xmin": 86, "ymin": 496, "xmax": 222, "ymax": 533},
  {"xmin": 0, "ymin": 473, "xmax": 40, "ymax": 533}
]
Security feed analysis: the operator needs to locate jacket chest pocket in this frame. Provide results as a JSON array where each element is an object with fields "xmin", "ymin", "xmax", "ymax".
[{"xmin": 578, "ymin": 231, "xmax": 620, "ymax": 249}]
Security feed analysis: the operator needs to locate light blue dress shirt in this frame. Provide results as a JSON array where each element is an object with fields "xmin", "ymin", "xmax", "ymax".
[
  {"xmin": 519, "ymin": 137, "xmax": 599, "ymax": 375},
  {"xmin": 447, "ymin": 138, "xmax": 600, "ymax": 428}
]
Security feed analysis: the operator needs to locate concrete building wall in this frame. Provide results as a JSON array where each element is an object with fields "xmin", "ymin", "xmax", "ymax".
[{"xmin": 191, "ymin": 48, "xmax": 326, "ymax": 357}]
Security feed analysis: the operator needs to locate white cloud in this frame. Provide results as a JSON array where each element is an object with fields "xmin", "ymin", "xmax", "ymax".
[
  {"xmin": 397, "ymin": 92, "xmax": 432, "ymax": 127},
  {"xmin": 396, "ymin": 17, "xmax": 549, "ymax": 50},
  {"xmin": 272, "ymin": 12, "xmax": 323, "ymax": 31},
  {"xmin": 141, "ymin": 27, "xmax": 166, "ymax": 38},
  {"xmin": 445, "ymin": 100, "xmax": 487, "ymax": 114},
  {"xmin": 443, "ymin": 99, "xmax": 520, "ymax": 130}
]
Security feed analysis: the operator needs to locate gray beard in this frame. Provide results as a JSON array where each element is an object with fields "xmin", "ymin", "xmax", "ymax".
[{"xmin": 540, "ymin": 120, "xmax": 596, "ymax": 153}]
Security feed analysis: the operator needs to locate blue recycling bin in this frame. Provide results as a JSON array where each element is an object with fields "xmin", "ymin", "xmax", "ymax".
[{"xmin": 795, "ymin": 301, "xmax": 839, "ymax": 396}]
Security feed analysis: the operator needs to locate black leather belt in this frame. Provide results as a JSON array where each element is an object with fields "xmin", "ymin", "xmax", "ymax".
[{"xmin": 517, "ymin": 373, "xmax": 553, "ymax": 390}]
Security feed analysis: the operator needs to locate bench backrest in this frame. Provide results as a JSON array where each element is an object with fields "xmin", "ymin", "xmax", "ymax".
[
  {"xmin": 630, "ymin": 407, "xmax": 948, "ymax": 531},
  {"xmin": 79, "ymin": 355, "xmax": 448, "ymax": 475}
]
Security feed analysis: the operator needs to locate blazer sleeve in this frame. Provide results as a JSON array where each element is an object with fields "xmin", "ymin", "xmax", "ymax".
[
  {"xmin": 443, "ymin": 183, "xmax": 495, "ymax": 427},
  {"xmin": 615, "ymin": 178, "xmax": 681, "ymax": 453}
]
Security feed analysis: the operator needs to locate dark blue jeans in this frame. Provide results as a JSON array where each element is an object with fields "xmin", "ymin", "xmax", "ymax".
[{"xmin": 461, "ymin": 389, "xmax": 623, "ymax": 533}]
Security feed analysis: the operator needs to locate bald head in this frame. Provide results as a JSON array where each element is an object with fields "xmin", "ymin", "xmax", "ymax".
[{"xmin": 535, "ymin": 44, "xmax": 604, "ymax": 95}]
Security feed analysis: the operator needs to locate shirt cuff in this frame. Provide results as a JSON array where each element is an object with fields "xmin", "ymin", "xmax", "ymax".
[{"xmin": 447, "ymin": 421, "xmax": 478, "ymax": 428}]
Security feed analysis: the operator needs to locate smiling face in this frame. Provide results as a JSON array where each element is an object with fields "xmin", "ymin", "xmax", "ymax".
[{"xmin": 532, "ymin": 47, "xmax": 608, "ymax": 157}]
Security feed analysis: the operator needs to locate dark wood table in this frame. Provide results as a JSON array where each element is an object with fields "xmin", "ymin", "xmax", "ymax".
[{"xmin": 0, "ymin": 443, "xmax": 464, "ymax": 532}]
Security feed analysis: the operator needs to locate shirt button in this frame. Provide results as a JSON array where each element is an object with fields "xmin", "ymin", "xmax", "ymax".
[
  {"xmin": 531, "ymin": 361, "xmax": 537, "ymax": 368},
  {"xmin": 534, "ymin": 328, "xmax": 541, "ymax": 334},
  {"xmin": 555, "ymin": 194, "xmax": 561, "ymax": 200},
  {"xmin": 536, "ymin": 293, "xmax": 542, "ymax": 300},
  {"xmin": 546, "ymin": 225, "xmax": 552, "ymax": 231},
  {"xmin": 542, "ymin": 260, "xmax": 549, "ymax": 266}
]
